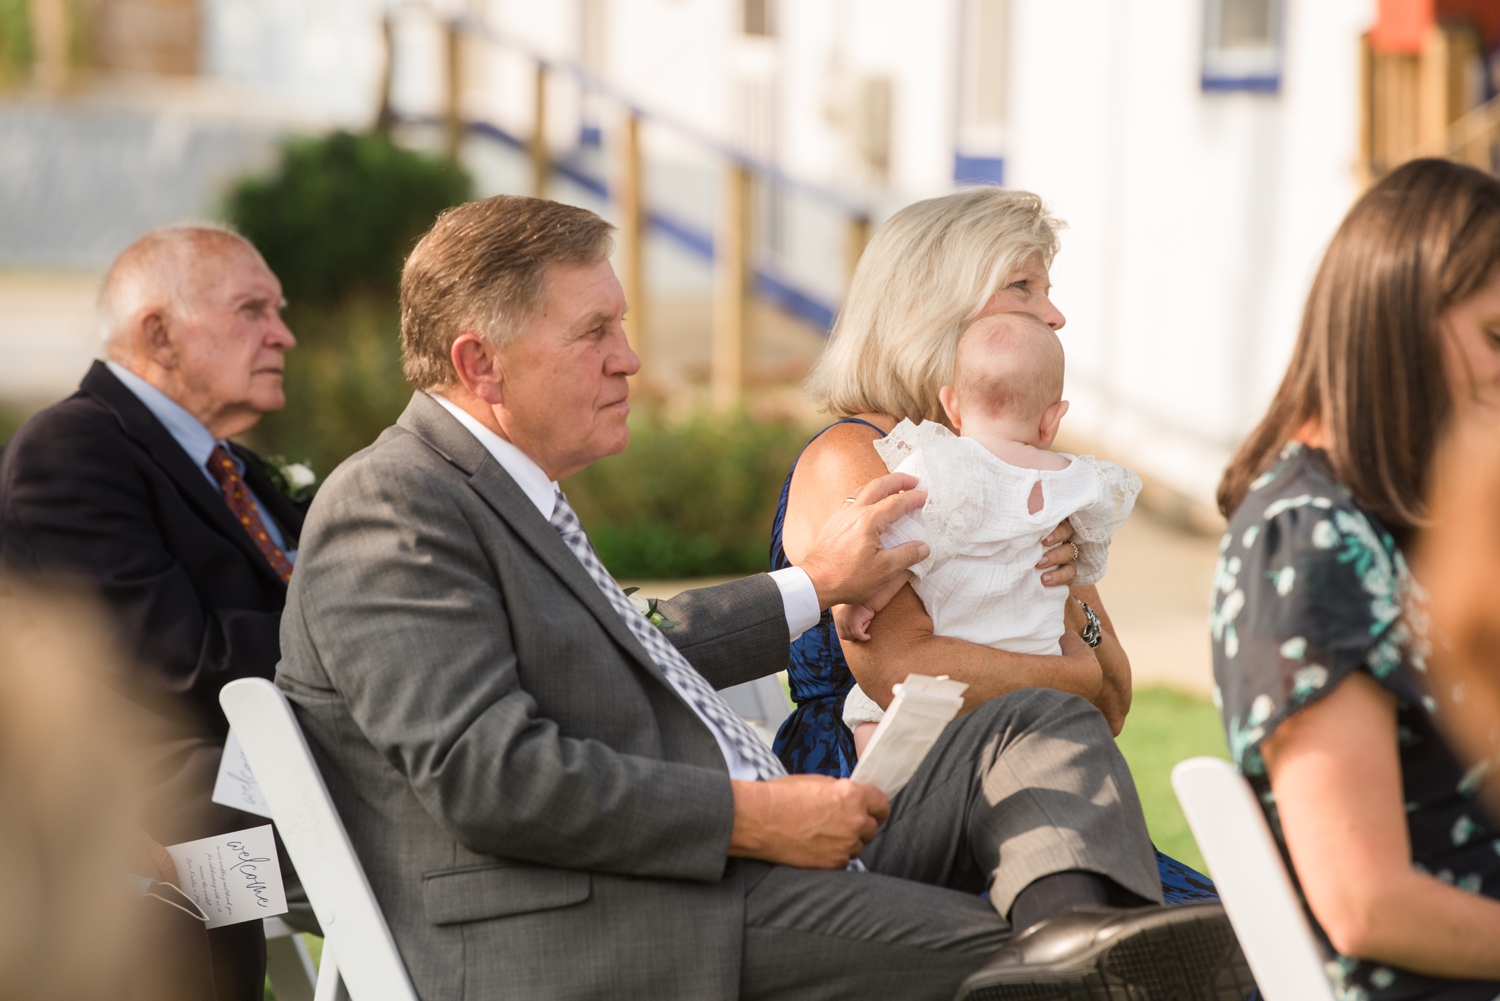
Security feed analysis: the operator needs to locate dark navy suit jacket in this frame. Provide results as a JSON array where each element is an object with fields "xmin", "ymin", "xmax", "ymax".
[{"xmin": 0, "ymin": 360, "xmax": 308, "ymax": 738}]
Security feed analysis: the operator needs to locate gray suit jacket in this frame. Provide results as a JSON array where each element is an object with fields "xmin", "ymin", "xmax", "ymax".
[{"xmin": 276, "ymin": 393, "xmax": 792, "ymax": 999}]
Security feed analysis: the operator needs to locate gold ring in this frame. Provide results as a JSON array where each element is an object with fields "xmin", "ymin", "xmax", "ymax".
[{"xmin": 1070, "ymin": 542, "xmax": 1080, "ymax": 563}]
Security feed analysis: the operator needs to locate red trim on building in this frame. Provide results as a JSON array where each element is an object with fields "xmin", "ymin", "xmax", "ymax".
[{"xmin": 1371, "ymin": 0, "xmax": 1500, "ymax": 54}]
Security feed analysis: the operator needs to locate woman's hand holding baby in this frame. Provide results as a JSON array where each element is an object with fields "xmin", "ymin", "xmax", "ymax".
[{"xmin": 1036, "ymin": 519, "xmax": 1080, "ymax": 586}]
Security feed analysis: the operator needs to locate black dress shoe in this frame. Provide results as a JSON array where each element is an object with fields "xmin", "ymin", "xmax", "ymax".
[{"xmin": 954, "ymin": 901, "xmax": 1258, "ymax": 1001}]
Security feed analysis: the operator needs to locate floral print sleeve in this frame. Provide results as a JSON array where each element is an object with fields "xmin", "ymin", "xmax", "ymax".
[
  {"xmin": 1212, "ymin": 444, "xmax": 1425, "ymax": 779},
  {"xmin": 1212, "ymin": 444, "xmax": 1500, "ymax": 1001}
]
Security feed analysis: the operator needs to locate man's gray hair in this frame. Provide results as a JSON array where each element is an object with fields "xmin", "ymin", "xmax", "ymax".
[{"xmin": 98, "ymin": 225, "xmax": 262, "ymax": 356}]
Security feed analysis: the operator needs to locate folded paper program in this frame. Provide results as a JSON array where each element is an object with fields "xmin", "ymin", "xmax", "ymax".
[{"xmin": 848, "ymin": 674, "xmax": 968, "ymax": 797}]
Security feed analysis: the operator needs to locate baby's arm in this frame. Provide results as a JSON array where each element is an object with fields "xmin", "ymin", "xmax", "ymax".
[
  {"xmin": 843, "ymin": 684, "xmax": 886, "ymax": 755},
  {"xmin": 833, "ymin": 602, "xmax": 877, "ymax": 643},
  {"xmin": 832, "ymin": 570, "xmax": 912, "ymax": 643}
]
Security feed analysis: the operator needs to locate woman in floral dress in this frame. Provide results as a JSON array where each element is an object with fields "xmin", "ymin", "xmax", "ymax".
[{"xmin": 1212, "ymin": 158, "xmax": 1500, "ymax": 1000}]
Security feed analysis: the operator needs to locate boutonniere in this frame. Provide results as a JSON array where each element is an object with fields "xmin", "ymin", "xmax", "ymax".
[
  {"xmin": 262, "ymin": 455, "xmax": 318, "ymax": 503},
  {"xmin": 622, "ymin": 587, "xmax": 680, "ymax": 629}
]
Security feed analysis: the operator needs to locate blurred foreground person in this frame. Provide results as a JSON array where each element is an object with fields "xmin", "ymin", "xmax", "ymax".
[
  {"xmin": 0, "ymin": 582, "xmax": 212, "ymax": 1001},
  {"xmin": 1213, "ymin": 158, "xmax": 1500, "ymax": 999},
  {"xmin": 0, "ymin": 226, "xmax": 307, "ymax": 1000},
  {"xmin": 1421, "ymin": 414, "xmax": 1500, "ymax": 821}
]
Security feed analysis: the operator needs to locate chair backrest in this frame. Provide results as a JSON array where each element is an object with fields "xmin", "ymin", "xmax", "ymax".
[
  {"xmin": 220, "ymin": 678, "xmax": 418, "ymax": 1001},
  {"xmin": 719, "ymin": 673, "xmax": 795, "ymax": 743},
  {"xmin": 1171, "ymin": 756, "xmax": 1335, "ymax": 1001}
]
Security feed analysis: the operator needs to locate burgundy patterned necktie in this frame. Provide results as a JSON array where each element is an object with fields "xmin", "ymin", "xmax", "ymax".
[{"xmin": 206, "ymin": 445, "xmax": 294, "ymax": 584}]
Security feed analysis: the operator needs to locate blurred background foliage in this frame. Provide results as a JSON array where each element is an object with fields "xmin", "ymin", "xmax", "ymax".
[
  {"xmin": 1114, "ymin": 686, "xmax": 1229, "ymax": 872},
  {"xmin": 226, "ymin": 130, "xmax": 471, "ymax": 474},
  {"xmin": 0, "ymin": 0, "xmax": 30, "ymax": 85},
  {"xmin": 0, "ymin": 403, "xmax": 25, "ymax": 446},
  {"xmin": 563, "ymin": 409, "xmax": 806, "ymax": 578}
]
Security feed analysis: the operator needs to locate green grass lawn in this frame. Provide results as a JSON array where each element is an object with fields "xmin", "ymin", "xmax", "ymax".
[{"xmin": 1115, "ymin": 685, "xmax": 1230, "ymax": 874}]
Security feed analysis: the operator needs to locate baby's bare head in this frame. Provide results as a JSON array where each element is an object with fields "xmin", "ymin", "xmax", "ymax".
[{"xmin": 951, "ymin": 312, "xmax": 1065, "ymax": 425}]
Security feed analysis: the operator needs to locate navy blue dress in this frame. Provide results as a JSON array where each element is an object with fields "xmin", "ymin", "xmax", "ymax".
[{"xmin": 769, "ymin": 418, "xmax": 1220, "ymax": 906}]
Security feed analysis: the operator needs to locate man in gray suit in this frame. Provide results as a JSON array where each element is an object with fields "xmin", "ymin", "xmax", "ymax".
[{"xmin": 277, "ymin": 197, "xmax": 1246, "ymax": 1000}]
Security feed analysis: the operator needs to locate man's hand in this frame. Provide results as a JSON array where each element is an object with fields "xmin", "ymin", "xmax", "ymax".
[
  {"xmin": 729, "ymin": 775, "xmax": 890, "ymax": 868},
  {"xmin": 798, "ymin": 472, "xmax": 928, "ymax": 610}
]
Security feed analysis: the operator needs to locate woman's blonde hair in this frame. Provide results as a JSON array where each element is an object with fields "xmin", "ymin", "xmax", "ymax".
[{"xmin": 807, "ymin": 187, "xmax": 1064, "ymax": 423}]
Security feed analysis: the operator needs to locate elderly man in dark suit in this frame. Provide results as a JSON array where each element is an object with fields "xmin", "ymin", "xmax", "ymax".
[
  {"xmin": 279, "ymin": 197, "xmax": 1245, "ymax": 1000},
  {"xmin": 0, "ymin": 226, "xmax": 306, "ymax": 1001}
]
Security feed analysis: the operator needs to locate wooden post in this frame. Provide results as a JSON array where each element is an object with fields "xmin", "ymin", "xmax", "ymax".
[
  {"xmin": 376, "ymin": 14, "xmax": 397, "ymax": 136},
  {"xmin": 531, "ymin": 61, "xmax": 549, "ymax": 199},
  {"xmin": 844, "ymin": 213, "xmax": 870, "ymax": 287},
  {"xmin": 443, "ymin": 21, "xmax": 463, "ymax": 159},
  {"xmin": 1417, "ymin": 23, "xmax": 1451, "ymax": 154},
  {"xmin": 616, "ymin": 112, "xmax": 647, "ymax": 367},
  {"xmin": 28, "ymin": 0, "xmax": 68, "ymax": 93},
  {"xmin": 711, "ymin": 162, "xmax": 751, "ymax": 412}
]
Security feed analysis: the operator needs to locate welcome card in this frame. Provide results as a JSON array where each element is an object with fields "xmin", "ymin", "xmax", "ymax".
[{"xmin": 165, "ymin": 824, "xmax": 288, "ymax": 929}]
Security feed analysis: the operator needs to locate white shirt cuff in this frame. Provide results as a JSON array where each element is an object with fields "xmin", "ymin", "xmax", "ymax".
[{"xmin": 769, "ymin": 566, "xmax": 822, "ymax": 642}]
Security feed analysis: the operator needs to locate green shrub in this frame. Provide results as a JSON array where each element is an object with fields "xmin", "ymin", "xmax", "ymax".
[
  {"xmin": 227, "ymin": 130, "xmax": 471, "ymax": 305},
  {"xmin": 563, "ymin": 410, "xmax": 810, "ymax": 578},
  {"xmin": 225, "ymin": 131, "xmax": 471, "ymax": 474},
  {"xmin": 248, "ymin": 294, "xmax": 414, "ymax": 474}
]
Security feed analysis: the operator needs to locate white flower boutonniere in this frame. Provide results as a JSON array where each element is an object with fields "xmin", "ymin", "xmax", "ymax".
[
  {"xmin": 263, "ymin": 455, "xmax": 318, "ymax": 503},
  {"xmin": 622, "ymin": 587, "xmax": 680, "ymax": 630}
]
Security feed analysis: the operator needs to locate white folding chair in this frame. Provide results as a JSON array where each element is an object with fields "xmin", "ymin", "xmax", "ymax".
[
  {"xmin": 220, "ymin": 678, "xmax": 419, "ymax": 1001},
  {"xmin": 720, "ymin": 672, "xmax": 795, "ymax": 747},
  {"xmin": 1171, "ymin": 756, "xmax": 1335, "ymax": 1001},
  {"xmin": 264, "ymin": 916, "xmax": 317, "ymax": 1001}
]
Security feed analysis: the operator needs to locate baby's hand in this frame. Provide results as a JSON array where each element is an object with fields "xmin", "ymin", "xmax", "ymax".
[{"xmin": 833, "ymin": 602, "xmax": 877, "ymax": 642}]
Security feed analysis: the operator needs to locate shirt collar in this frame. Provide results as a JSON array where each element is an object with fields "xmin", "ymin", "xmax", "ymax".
[
  {"xmin": 105, "ymin": 360, "xmax": 223, "ymax": 475},
  {"xmin": 429, "ymin": 393, "xmax": 557, "ymax": 520}
]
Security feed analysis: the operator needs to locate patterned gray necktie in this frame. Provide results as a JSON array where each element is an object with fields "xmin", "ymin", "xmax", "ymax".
[{"xmin": 548, "ymin": 488, "xmax": 787, "ymax": 781}]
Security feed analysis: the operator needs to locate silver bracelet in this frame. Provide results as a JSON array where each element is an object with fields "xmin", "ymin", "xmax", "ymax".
[{"xmin": 1078, "ymin": 600, "xmax": 1102, "ymax": 648}]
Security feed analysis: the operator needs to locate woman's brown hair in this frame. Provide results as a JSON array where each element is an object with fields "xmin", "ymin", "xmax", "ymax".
[{"xmin": 1217, "ymin": 159, "xmax": 1500, "ymax": 540}]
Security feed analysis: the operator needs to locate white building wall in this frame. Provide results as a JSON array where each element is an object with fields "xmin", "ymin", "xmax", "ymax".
[
  {"xmin": 1007, "ymin": 0, "xmax": 1374, "ymax": 509},
  {"xmin": 201, "ymin": 0, "xmax": 384, "ymax": 126},
  {"xmin": 187, "ymin": 0, "xmax": 1378, "ymax": 510}
]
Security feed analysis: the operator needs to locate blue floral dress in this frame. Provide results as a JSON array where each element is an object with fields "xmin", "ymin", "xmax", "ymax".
[
  {"xmin": 770, "ymin": 419, "xmax": 1220, "ymax": 906},
  {"xmin": 1212, "ymin": 443, "xmax": 1500, "ymax": 1001}
]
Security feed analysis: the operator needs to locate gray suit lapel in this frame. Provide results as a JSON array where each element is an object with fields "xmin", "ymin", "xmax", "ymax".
[{"xmin": 395, "ymin": 393, "xmax": 674, "ymax": 690}]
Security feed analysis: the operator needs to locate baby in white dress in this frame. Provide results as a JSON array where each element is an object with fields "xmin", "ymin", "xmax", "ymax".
[{"xmin": 839, "ymin": 311, "xmax": 1140, "ymax": 731}]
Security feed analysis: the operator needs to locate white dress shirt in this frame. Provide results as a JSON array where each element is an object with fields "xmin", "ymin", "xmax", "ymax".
[
  {"xmin": 106, "ymin": 361, "xmax": 295, "ymax": 560},
  {"xmin": 430, "ymin": 392, "xmax": 821, "ymax": 780}
]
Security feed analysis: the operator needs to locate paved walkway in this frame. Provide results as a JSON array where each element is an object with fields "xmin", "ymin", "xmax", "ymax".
[{"xmin": 621, "ymin": 508, "xmax": 1221, "ymax": 697}]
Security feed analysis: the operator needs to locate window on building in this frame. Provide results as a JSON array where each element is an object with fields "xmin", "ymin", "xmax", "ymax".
[
  {"xmin": 743, "ymin": 0, "xmax": 776, "ymax": 38},
  {"xmin": 1202, "ymin": 0, "xmax": 1284, "ymax": 92}
]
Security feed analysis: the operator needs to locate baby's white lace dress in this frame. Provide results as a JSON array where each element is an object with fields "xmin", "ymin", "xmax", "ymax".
[{"xmin": 844, "ymin": 419, "xmax": 1140, "ymax": 728}]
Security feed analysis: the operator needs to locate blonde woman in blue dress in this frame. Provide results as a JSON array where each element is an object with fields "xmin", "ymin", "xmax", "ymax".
[{"xmin": 769, "ymin": 187, "xmax": 1222, "ymax": 920}]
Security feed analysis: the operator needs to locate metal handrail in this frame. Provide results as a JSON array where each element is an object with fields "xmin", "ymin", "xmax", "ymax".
[
  {"xmin": 1408, "ymin": 90, "xmax": 1500, "ymax": 162},
  {"xmin": 448, "ymin": 13, "xmax": 872, "ymax": 220}
]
